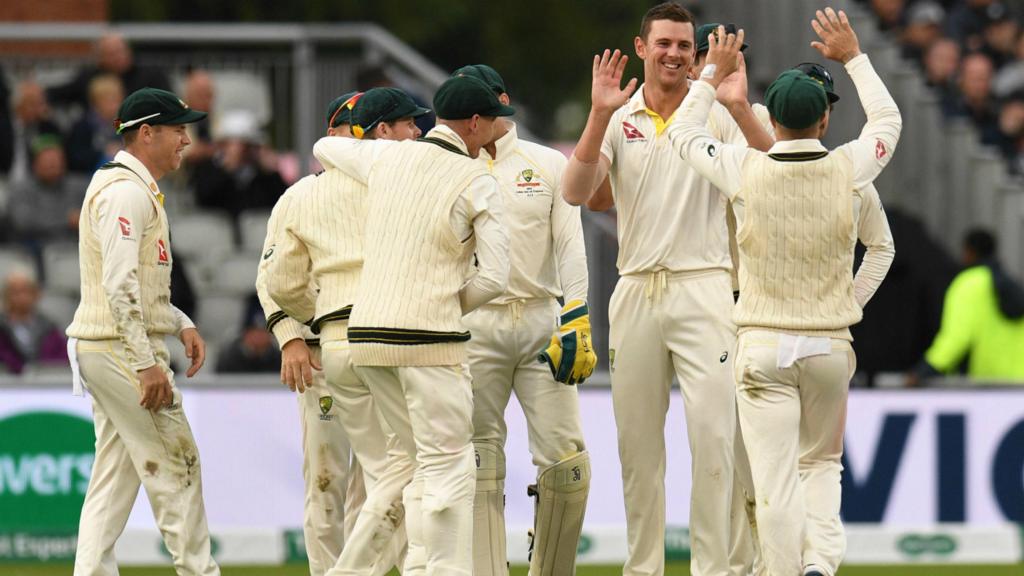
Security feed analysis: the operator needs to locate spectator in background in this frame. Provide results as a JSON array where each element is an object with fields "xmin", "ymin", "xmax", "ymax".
[
  {"xmin": 924, "ymin": 38, "xmax": 963, "ymax": 98},
  {"xmin": 852, "ymin": 208, "xmax": 958, "ymax": 385},
  {"xmin": 0, "ymin": 68, "xmax": 13, "ymax": 175},
  {"xmin": 0, "ymin": 269, "xmax": 68, "ymax": 374},
  {"xmin": 946, "ymin": 0, "xmax": 1002, "ymax": 51},
  {"xmin": 945, "ymin": 52, "xmax": 1002, "ymax": 144},
  {"xmin": 902, "ymin": 1, "xmax": 946, "ymax": 61},
  {"xmin": 911, "ymin": 229, "xmax": 1024, "ymax": 383},
  {"xmin": 8, "ymin": 136, "xmax": 87, "ymax": 245},
  {"xmin": 996, "ymin": 94, "xmax": 1024, "ymax": 171},
  {"xmin": 993, "ymin": 28, "xmax": 1024, "ymax": 97},
  {"xmin": 871, "ymin": 0, "xmax": 907, "ymax": 32},
  {"xmin": 216, "ymin": 293, "xmax": 280, "ymax": 373},
  {"xmin": 9, "ymin": 81, "xmax": 62, "ymax": 183},
  {"xmin": 182, "ymin": 70, "xmax": 216, "ymax": 167},
  {"xmin": 980, "ymin": 3, "xmax": 1020, "ymax": 69},
  {"xmin": 66, "ymin": 75, "xmax": 124, "ymax": 174},
  {"xmin": 48, "ymin": 33, "xmax": 170, "ymax": 111},
  {"xmin": 191, "ymin": 110, "xmax": 286, "ymax": 229}
]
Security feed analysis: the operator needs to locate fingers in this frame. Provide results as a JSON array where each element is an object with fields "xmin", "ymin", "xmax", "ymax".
[
  {"xmin": 815, "ymin": 10, "xmax": 833, "ymax": 33},
  {"xmin": 283, "ymin": 362, "xmax": 297, "ymax": 392},
  {"xmin": 614, "ymin": 52, "xmax": 629, "ymax": 79},
  {"xmin": 160, "ymin": 381, "xmax": 173, "ymax": 409},
  {"xmin": 301, "ymin": 361, "xmax": 313, "ymax": 392},
  {"xmin": 838, "ymin": 9, "xmax": 850, "ymax": 28},
  {"xmin": 811, "ymin": 18, "xmax": 825, "ymax": 39},
  {"xmin": 623, "ymin": 77, "xmax": 639, "ymax": 98},
  {"xmin": 735, "ymin": 28, "xmax": 745, "ymax": 50},
  {"xmin": 825, "ymin": 7, "xmax": 840, "ymax": 27},
  {"xmin": 810, "ymin": 40, "xmax": 827, "ymax": 56},
  {"xmin": 186, "ymin": 340, "xmax": 205, "ymax": 378},
  {"xmin": 309, "ymin": 353, "xmax": 322, "ymax": 372}
]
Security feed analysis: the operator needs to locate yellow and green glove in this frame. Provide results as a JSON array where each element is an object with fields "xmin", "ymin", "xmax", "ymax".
[{"xmin": 538, "ymin": 299, "xmax": 598, "ymax": 385}]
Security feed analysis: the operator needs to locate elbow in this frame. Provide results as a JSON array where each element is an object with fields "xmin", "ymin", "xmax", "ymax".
[{"xmin": 562, "ymin": 187, "xmax": 587, "ymax": 207}]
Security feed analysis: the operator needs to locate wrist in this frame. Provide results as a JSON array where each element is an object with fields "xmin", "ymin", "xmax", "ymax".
[{"xmin": 841, "ymin": 49, "xmax": 862, "ymax": 64}]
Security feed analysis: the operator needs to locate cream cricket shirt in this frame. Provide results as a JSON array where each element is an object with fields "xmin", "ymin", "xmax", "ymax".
[
  {"xmin": 668, "ymin": 54, "xmax": 899, "ymax": 338},
  {"xmin": 479, "ymin": 123, "xmax": 588, "ymax": 304},
  {"xmin": 255, "ymin": 174, "xmax": 317, "ymax": 348},
  {"xmin": 67, "ymin": 150, "xmax": 194, "ymax": 371},
  {"xmin": 599, "ymin": 84, "xmax": 763, "ymax": 276}
]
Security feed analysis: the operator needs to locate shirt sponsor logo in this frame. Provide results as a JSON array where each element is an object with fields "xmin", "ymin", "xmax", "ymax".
[
  {"xmin": 622, "ymin": 121, "xmax": 646, "ymax": 142},
  {"xmin": 117, "ymin": 217, "xmax": 132, "ymax": 238},
  {"xmin": 875, "ymin": 140, "xmax": 887, "ymax": 160},
  {"xmin": 157, "ymin": 239, "xmax": 169, "ymax": 265},
  {"xmin": 515, "ymin": 168, "xmax": 546, "ymax": 197}
]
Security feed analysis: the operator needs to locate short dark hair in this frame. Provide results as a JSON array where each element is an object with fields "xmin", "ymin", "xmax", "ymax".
[
  {"xmin": 640, "ymin": 2, "xmax": 696, "ymax": 40},
  {"xmin": 964, "ymin": 228, "xmax": 996, "ymax": 260}
]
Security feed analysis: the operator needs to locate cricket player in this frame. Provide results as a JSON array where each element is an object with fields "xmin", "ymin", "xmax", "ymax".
[
  {"xmin": 269, "ymin": 87, "xmax": 432, "ymax": 575},
  {"xmin": 562, "ymin": 4, "xmax": 773, "ymax": 574},
  {"xmin": 66, "ymin": 87, "xmax": 218, "ymax": 575},
  {"xmin": 313, "ymin": 73, "xmax": 512, "ymax": 575},
  {"xmin": 255, "ymin": 91, "xmax": 376, "ymax": 575},
  {"xmin": 450, "ymin": 65, "xmax": 594, "ymax": 576},
  {"xmin": 669, "ymin": 10, "xmax": 898, "ymax": 575}
]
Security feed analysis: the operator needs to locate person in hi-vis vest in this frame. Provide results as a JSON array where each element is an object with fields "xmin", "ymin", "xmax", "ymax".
[
  {"xmin": 669, "ymin": 10, "xmax": 899, "ymax": 576},
  {"xmin": 66, "ymin": 87, "xmax": 219, "ymax": 576}
]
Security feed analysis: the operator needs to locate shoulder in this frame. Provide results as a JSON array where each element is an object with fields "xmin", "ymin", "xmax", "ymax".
[
  {"xmin": 518, "ymin": 139, "xmax": 568, "ymax": 169},
  {"xmin": 949, "ymin": 266, "xmax": 992, "ymax": 294}
]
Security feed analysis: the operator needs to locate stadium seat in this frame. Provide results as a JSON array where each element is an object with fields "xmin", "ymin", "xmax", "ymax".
[
  {"xmin": 42, "ymin": 243, "xmax": 81, "ymax": 296},
  {"xmin": 198, "ymin": 294, "xmax": 246, "ymax": 345},
  {"xmin": 169, "ymin": 213, "xmax": 235, "ymax": 266},
  {"xmin": 39, "ymin": 292, "xmax": 78, "ymax": 329},
  {"xmin": 239, "ymin": 209, "xmax": 272, "ymax": 254},
  {"xmin": 210, "ymin": 253, "xmax": 260, "ymax": 296}
]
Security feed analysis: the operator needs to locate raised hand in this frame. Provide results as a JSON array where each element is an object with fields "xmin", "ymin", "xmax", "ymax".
[
  {"xmin": 716, "ymin": 52, "xmax": 749, "ymax": 109},
  {"xmin": 591, "ymin": 49, "xmax": 638, "ymax": 114},
  {"xmin": 811, "ymin": 8, "xmax": 861, "ymax": 64},
  {"xmin": 704, "ymin": 25, "xmax": 746, "ymax": 86}
]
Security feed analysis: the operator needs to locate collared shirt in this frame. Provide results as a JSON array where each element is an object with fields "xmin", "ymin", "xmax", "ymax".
[
  {"xmin": 668, "ymin": 53, "xmax": 899, "ymax": 310},
  {"xmin": 599, "ymin": 83, "xmax": 768, "ymax": 276},
  {"xmin": 478, "ymin": 122, "xmax": 588, "ymax": 304},
  {"xmin": 67, "ymin": 150, "xmax": 193, "ymax": 370},
  {"xmin": 313, "ymin": 125, "xmax": 510, "ymax": 313}
]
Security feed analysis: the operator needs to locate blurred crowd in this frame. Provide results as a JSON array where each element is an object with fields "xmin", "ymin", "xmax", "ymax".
[
  {"xmin": 0, "ymin": 33, "xmax": 293, "ymax": 375},
  {"xmin": 864, "ymin": 0, "xmax": 1024, "ymax": 171}
]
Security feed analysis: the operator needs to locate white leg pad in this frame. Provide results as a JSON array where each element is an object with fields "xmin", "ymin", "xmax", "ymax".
[
  {"xmin": 473, "ymin": 440, "xmax": 508, "ymax": 576},
  {"xmin": 528, "ymin": 451, "xmax": 591, "ymax": 576}
]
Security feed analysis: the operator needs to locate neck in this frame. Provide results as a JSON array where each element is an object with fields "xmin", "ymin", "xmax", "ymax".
[
  {"xmin": 484, "ymin": 119, "xmax": 511, "ymax": 158},
  {"xmin": 643, "ymin": 80, "xmax": 687, "ymax": 119},
  {"xmin": 124, "ymin": 144, "xmax": 165, "ymax": 180}
]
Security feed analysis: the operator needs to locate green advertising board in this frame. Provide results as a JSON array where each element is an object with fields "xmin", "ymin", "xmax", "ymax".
[{"xmin": 0, "ymin": 411, "xmax": 95, "ymax": 561}]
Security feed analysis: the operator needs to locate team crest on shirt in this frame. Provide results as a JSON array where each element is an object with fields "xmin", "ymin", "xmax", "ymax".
[
  {"xmin": 608, "ymin": 348, "xmax": 616, "ymax": 373},
  {"xmin": 515, "ymin": 168, "xmax": 546, "ymax": 197},
  {"xmin": 319, "ymin": 396, "xmax": 334, "ymax": 421},
  {"xmin": 157, "ymin": 239, "xmax": 169, "ymax": 265},
  {"xmin": 875, "ymin": 139, "xmax": 887, "ymax": 160},
  {"xmin": 622, "ymin": 121, "xmax": 646, "ymax": 143},
  {"xmin": 117, "ymin": 217, "xmax": 133, "ymax": 239}
]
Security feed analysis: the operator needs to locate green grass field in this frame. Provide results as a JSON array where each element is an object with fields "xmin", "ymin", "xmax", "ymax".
[{"xmin": 2, "ymin": 564, "xmax": 1022, "ymax": 575}]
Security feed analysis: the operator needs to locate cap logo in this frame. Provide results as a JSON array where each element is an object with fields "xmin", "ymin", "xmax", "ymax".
[{"xmin": 178, "ymin": 98, "xmax": 189, "ymax": 109}]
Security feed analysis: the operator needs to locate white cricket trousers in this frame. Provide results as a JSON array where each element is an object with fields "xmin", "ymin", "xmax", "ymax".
[
  {"xmin": 465, "ymin": 298, "xmax": 586, "ymax": 467},
  {"xmin": 734, "ymin": 330, "xmax": 854, "ymax": 576},
  {"xmin": 320, "ymin": 325, "xmax": 410, "ymax": 576},
  {"xmin": 73, "ymin": 336, "xmax": 219, "ymax": 576},
  {"xmin": 609, "ymin": 270, "xmax": 737, "ymax": 576},
  {"xmin": 298, "ymin": 343, "xmax": 367, "ymax": 575},
  {"xmin": 355, "ymin": 363, "xmax": 476, "ymax": 576}
]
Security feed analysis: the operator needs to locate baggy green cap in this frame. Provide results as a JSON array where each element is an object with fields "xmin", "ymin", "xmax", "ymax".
[
  {"xmin": 765, "ymin": 69, "xmax": 828, "ymax": 130},
  {"xmin": 695, "ymin": 23, "xmax": 748, "ymax": 55},
  {"xmin": 351, "ymin": 87, "xmax": 431, "ymax": 138},
  {"xmin": 116, "ymin": 87, "xmax": 207, "ymax": 134},
  {"xmin": 433, "ymin": 75, "xmax": 515, "ymax": 120},
  {"xmin": 452, "ymin": 64, "xmax": 507, "ymax": 95},
  {"xmin": 794, "ymin": 62, "xmax": 840, "ymax": 103},
  {"xmin": 326, "ymin": 91, "xmax": 362, "ymax": 129}
]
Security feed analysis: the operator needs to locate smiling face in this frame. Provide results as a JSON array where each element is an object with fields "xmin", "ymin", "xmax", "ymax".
[
  {"xmin": 635, "ymin": 19, "xmax": 695, "ymax": 93},
  {"xmin": 147, "ymin": 124, "xmax": 191, "ymax": 174}
]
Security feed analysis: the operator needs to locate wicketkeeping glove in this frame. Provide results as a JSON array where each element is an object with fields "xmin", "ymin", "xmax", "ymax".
[{"xmin": 537, "ymin": 300, "xmax": 598, "ymax": 385}]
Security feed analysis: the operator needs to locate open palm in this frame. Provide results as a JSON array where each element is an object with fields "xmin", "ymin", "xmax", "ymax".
[{"xmin": 592, "ymin": 49, "xmax": 638, "ymax": 113}]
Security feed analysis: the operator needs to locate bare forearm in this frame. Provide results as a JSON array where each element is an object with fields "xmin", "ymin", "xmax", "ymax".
[
  {"xmin": 727, "ymin": 102, "xmax": 773, "ymax": 152},
  {"xmin": 563, "ymin": 108, "xmax": 613, "ymax": 205}
]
